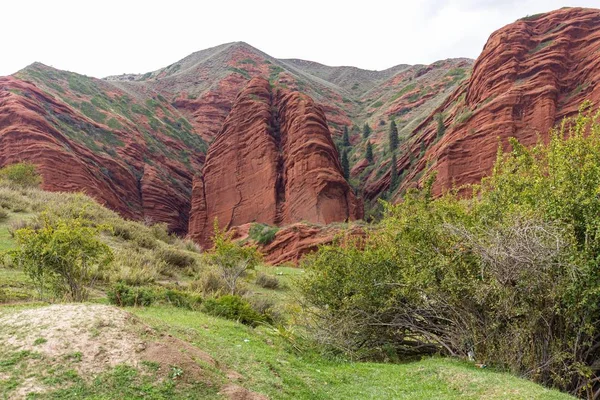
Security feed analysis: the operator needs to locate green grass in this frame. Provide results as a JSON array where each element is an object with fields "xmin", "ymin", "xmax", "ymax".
[
  {"xmin": 0, "ymin": 348, "xmax": 218, "ymax": 399},
  {"xmin": 132, "ymin": 306, "xmax": 573, "ymax": 400}
]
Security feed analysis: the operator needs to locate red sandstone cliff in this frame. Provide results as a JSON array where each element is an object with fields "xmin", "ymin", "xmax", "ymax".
[
  {"xmin": 368, "ymin": 7, "xmax": 600, "ymax": 199},
  {"xmin": 188, "ymin": 77, "xmax": 362, "ymax": 248}
]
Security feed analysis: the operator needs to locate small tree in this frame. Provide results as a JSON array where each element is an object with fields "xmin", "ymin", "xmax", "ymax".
[
  {"xmin": 9, "ymin": 214, "xmax": 113, "ymax": 301},
  {"xmin": 342, "ymin": 126, "xmax": 351, "ymax": 147},
  {"xmin": 208, "ymin": 220, "xmax": 262, "ymax": 295},
  {"xmin": 365, "ymin": 141, "xmax": 374, "ymax": 163},
  {"xmin": 362, "ymin": 123, "xmax": 371, "ymax": 139},
  {"xmin": 390, "ymin": 153, "xmax": 399, "ymax": 191},
  {"xmin": 0, "ymin": 162, "xmax": 41, "ymax": 187},
  {"xmin": 389, "ymin": 120, "xmax": 399, "ymax": 151},
  {"xmin": 435, "ymin": 113, "xmax": 446, "ymax": 139},
  {"xmin": 341, "ymin": 150, "xmax": 350, "ymax": 180}
]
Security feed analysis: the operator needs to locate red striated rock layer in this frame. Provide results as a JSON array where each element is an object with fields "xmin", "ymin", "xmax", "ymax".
[
  {"xmin": 367, "ymin": 7, "xmax": 600, "ymax": 199},
  {"xmin": 188, "ymin": 77, "xmax": 362, "ymax": 248},
  {"xmin": 0, "ymin": 76, "xmax": 141, "ymax": 219},
  {"xmin": 0, "ymin": 74, "xmax": 199, "ymax": 234},
  {"xmin": 231, "ymin": 223, "xmax": 365, "ymax": 265}
]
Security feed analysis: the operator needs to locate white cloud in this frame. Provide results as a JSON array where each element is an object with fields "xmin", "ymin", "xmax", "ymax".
[{"xmin": 1, "ymin": 0, "xmax": 598, "ymax": 77}]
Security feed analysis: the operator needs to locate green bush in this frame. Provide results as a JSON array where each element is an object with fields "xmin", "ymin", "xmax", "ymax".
[
  {"xmin": 255, "ymin": 272, "xmax": 280, "ymax": 289},
  {"xmin": 156, "ymin": 247, "xmax": 197, "ymax": 269},
  {"xmin": 248, "ymin": 223, "xmax": 279, "ymax": 245},
  {"xmin": 8, "ymin": 214, "xmax": 113, "ymax": 301},
  {"xmin": 107, "ymin": 282, "xmax": 156, "ymax": 307},
  {"xmin": 163, "ymin": 288, "xmax": 202, "ymax": 310},
  {"xmin": 208, "ymin": 221, "xmax": 262, "ymax": 295},
  {"xmin": 299, "ymin": 103, "xmax": 600, "ymax": 397},
  {"xmin": 107, "ymin": 248, "xmax": 165, "ymax": 286},
  {"xmin": 0, "ymin": 163, "xmax": 41, "ymax": 187},
  {"xmin": 202, "ymin": 295, "xmax": 265, "ymax": 326},
  {"xmin": 0, "ymin": 208, "xmax": 9, "ymax": 222}
]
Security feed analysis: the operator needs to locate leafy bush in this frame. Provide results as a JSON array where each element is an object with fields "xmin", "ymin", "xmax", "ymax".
[
  {"xmin": 8, "ymin": 214, "xmax": 113, "ymax": 301},
  {"xmin": 248, "ymin": 223, "xmax": 279, "ymax": 245},
  {"xmin": 255, "ymin": 272, "xmax": 280, "ymax": 289},
  {"xmin": 208, "ymin": 221, "xmax": 262, "ymax": 295},
  {"xmin": 163, "ymin": 288, "xmax": 203, "ymax": 310},
  {"xmin": 299, "ymin": 104, "xmax": 600, "ymax": 397},
  {"xmin": 202, "ymin": 295, "xmax": 265, "ymax": 326},
  {"xmin": 107, "ymin": 282, "xmax": 156, "ymax": 307},
  {"xmin": 0, "ymin": 163, "xmax": 41, "ymax": 187}
]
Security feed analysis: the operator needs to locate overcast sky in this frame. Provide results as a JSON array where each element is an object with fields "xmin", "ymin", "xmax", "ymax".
[{"xmin": 2, "ymin": 1, "xmax": 598, "ymax": 78}]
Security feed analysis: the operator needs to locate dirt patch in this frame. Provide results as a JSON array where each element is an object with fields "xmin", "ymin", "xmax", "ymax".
[
  {"xmin": 219, "ymin": 383, "xmax": 269, "ymax": 400},
  {"xmin": 0, "ymin": 304, "xmax": 267, "ymax": 399},
  {"xmin": 0, "ymin": 304, "xmax": 144, "ymax": 374},
  {"xmin": 140, "ymin": 335, "xmax": 216, "ymax": 385}
]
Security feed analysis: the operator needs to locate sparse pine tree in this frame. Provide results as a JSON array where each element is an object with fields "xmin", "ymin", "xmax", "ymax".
[
  {"xmin": 363, "ymin": 123, "xmax": 371, "ymax": 139},
  {"xmin": 341, "ymin": 150, "xmax": 350, "ymax": 180},
  {"xmin": 342, "ymin": 126, "xmax": 351, "ymax": 147},
  {"xmin": 389, "ymin": 120, "xmax": 399, "ymax": 151},
  {"xmin": 365, "ymin": 141, "xmax": 374, "ymax": 163},
  {"xmin": 435, "ymin": 113, "xmax": 446, "ymax": 139},
  {"xmin": 390, "ymin": 153, "xmax": 399, "ymax": 191}
]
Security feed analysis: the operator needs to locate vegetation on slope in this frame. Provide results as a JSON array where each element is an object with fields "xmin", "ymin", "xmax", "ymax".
[
  {"xmin": 299, "ymin": 104, "xmax": 600, "ymax": 398},
  {"xmin": 0, "ymin": 161, "xmax": 573, "ymax": 398}
]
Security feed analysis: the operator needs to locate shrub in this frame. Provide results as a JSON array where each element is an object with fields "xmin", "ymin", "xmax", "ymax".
[
  {"xmin": 248, "ymin": 223, "xmax": 279, "ymax": 245},
  {"xmin": 8, "ymin": 214, "xmax": 113, "ymax": 301},
  {"xmin": 247, "ymin": 297, "xmax": 280, "ymax": 324},
  {"xmin": 107, "ymin": 248, "xmax": 165, "ymax": 285},
  {"xmin": 0, "ymin": 208, "xmax": 9, "ymax": 222},
  {"xmin": 107, "ymin": 282, "xmax": 156, "ymax": 307},
  {"xmin": 156, "ymin": 246, "xmax": 197, "ymax": 269},
  {"xmin": 190, "ymin": 269, "xmax": 229, "ymax": 296},
  {"xmin": 208, "ymin": 221, "xmax": 262, "ymax": 295},
  {"xmin": 202, "ymin": 295, "xmax": 265, "ymax": 326},
  {"xmin": 255, "ymin": 272, "xmax": 280, "ymax": 289},
  {"xmin": 0, "ymin": 186, "xmax": 31, "ymax": 212},
  {"xmin": 0, "ymin": 163, "xmax": 41, "ymax": 187},
  {"xmin": 163, "ymin": 288, "xmax": 202, "ymax": 310},
  {"xmin": 299, "ymin": 104, "xmax": 600, "ymax": 397}
]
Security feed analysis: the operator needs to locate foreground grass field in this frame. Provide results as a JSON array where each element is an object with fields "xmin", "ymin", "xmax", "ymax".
[{"xmin": 132, "ymin": 306, "xmax": 574, "ymax": 400}]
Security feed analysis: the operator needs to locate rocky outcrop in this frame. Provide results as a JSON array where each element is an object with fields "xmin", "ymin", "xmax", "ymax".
[
  {"xmin": 230, "ymin": 222, "xmax": 365, "ymax": 265},
  {"xmin": 367, "ymin": 7, "xmax": 600, "ymax": 199},
  {"xmin": 0, "ymin": 69, "xmax": 203, "ymax": 234},
  {"xmin": 188, "ymin": 77, "xmax": 362, "ymax": 248}
]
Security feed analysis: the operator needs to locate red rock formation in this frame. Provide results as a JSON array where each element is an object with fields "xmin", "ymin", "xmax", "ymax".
[
  {"xmin": 367, "ymin": 7, "xmax": 600, "ymax": 199},
  {"xmin": 229, "ymin": 222, "xmax": 364, "ymax": 265},
  {"xmin": 188, "ymin": 77, "xmax": 362, "ymax": 248},
  {"xmin": 0, "ymin": 74, "xmax": 200, "ymax": 234}
]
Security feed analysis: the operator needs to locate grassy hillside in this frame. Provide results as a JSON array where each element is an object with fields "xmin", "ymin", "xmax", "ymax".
[{"xmin": 0, "ymin": 178, "xmax": 574, "ymax": 399}]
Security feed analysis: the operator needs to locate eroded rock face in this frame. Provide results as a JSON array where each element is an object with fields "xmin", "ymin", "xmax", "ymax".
[
  {"xmin": 0, "ymin": 73, "xmax": 202, "ymax": 234},
  {"xmin": 188, "ymin": 77, "xmax": 362, "ymax": 248},
  {"xmin": 367, "ymin": 7, "xmax": 600, "ymax": 199}
]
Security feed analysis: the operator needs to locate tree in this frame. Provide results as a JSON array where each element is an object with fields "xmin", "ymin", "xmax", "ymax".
[
  {"xmin": 341, "ymin": 150, "xmax": 350, "ymax": 180},
  {"xmin": 209, "ymin": 219, "xmax": 262, "ymax": 295},
  {"xmin": 390, "ymin": 153, "xmax": 399, "ymax": 191},
  {"xmin": 435, "ymin": 113, "xmax": 446, "ymax": 139},
  {"xmin": 342, "ymin": 126, "xmax": 351, "ymax": 147},
  {"xmin": 9, "ymin": 214, "xmax": 113, "ymax": 301},
  {"xmin": 365, "ymin": 141, "xmax": 374, "ymax": 163},
  {"xmin": 389, "ymin": 120, "xmax": 399, "ymax": 151},
  {"xmin": 362, "ymin": 123, "xmax": 371, "ymax": 139}
]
